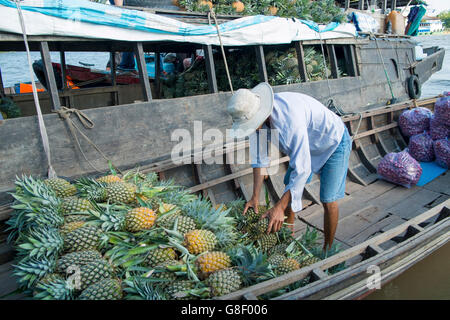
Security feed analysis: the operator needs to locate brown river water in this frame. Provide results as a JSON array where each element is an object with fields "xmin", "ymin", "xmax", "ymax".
[{"xmin": 365, "ymin": 243, "xmax": 450, "ymax": 300}]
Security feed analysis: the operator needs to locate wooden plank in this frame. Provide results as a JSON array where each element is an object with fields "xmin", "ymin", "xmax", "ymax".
[
  {"xmin": 155, "ymin": 52, "xmax": 161, "ymax": 99},
  {"xmin": 39, "ymin": 41, "xmax": 61, "ymax": 110},
  {"xmin": 363, "ymin": 244, "xmax": 384, "ymax": 259},
  {"xmin": 310, "ymin": 268, "xmax": 328, "ymax": 281},
  {"xmin": 219, "ymin": 200, "xmax": 449, "ymax": 299},
  {"xmin": 422, "ymin": 173, "xmax": 450, "ymax": 196},
  {"xmin": 352, "ymin": 122, "xmax": 398, "ymax": 140},
  {"xmin": 346, "ymin": 214, "xmax": 404, "ymax": 246},
  {"xmin": 134, "ymin": 42, "xmax": 152, "ymax": 101},
  {"xmin": 203, "ymin": 45, "xmax": 218, "ymax": 93},
  {"xmin": 0, "ymin": 262, "xmax": 17, "ymax": 297},
  {"xmin": 294, "ymin": 42, "xmax": 308, "ymax": 82},
  {"xmin": 0, "ymin": 243, "xmax": 14, "ymax": 265},
  {"xmin": 327, "ymin": 44, "xmax": 339, "ymax": 79},
  {"xmin": 255, "ymin": 45, "xmax": 268, "ymax": 83},
  {"xmin": 243, "ymin": 292, "xmax": 258, "ymax": 300},
  {"xmin": 387, "ymin": 188, "xmax": 442, "ymax": 220},
  {"xmin": 0, "ymin": 67, "xmax": 5, "ymax": 97}
]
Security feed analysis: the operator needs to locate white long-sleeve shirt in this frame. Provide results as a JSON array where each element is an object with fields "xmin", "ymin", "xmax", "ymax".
[{"xmin": 250, "ymin": 92, "xmax": 345, "ymax": 212}]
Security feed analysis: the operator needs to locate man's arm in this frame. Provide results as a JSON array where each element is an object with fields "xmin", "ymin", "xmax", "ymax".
[
  {"xmin": 243, "ymin": 167, "xmax": 265, "ymax": 214},
  {"xmin": 261, "ymin": 190, "xmax": 291, "ymax": 233}
]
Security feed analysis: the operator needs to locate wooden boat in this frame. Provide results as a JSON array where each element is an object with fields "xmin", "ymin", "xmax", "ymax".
[
  {"xmin": 0, "ymin": 95, "xmax": 448, "ymax": 300},
  {"xmin": 0, "ymin": 3, "xmax": 448, "ymax": 300}
]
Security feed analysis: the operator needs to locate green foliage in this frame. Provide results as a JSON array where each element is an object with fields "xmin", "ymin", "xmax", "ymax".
[
  {"xmin": 438, "ymin": 10, "xmax": 450, "ymax": 28},
  {"xmin": 0, "ymin": 96, "xmax": 21, "ymax": 119}
]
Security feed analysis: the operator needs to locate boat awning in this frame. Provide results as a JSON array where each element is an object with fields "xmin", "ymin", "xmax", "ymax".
[{"xmin": 0, "ymin": 0, "xmax": 356, "ymax": 46}]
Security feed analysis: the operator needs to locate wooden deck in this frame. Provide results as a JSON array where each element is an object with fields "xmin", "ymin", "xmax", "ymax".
[{"xmin": 0, "ymin": 97, "xmax": 449, "ymax": 299}]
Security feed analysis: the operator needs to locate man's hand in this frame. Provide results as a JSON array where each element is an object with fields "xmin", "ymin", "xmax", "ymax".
[
  {"xmin": 243, "ymin": 197, "xmax": 259, "ymax": 215},
  {"xmin": 261, "ymin": 204, "xmax": 285, "ymax": 234}
]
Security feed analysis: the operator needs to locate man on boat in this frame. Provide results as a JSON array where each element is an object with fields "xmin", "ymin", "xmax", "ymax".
[{"xmin": 226, "ymin": 83, "xmax": 351, "ymax": 251}]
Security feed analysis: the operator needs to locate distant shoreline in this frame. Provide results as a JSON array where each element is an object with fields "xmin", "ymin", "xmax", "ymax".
[{"xmin": 416, "ymin": 30, "xmax": 450, "ymax": 36}]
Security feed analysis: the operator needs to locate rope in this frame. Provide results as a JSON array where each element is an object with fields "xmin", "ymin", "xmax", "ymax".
[
  {"xmin": 14, "ymin": 0, "xmax": 57, "ymax": 179},
  {"xmin": 208, "ymin": 8, "xmax": 234, "ymax": 94},
  {"xmin": 371, "ymin": 33, "xmax": 397, "ymax": 104},
  {"xmin": 55, "ymin": 107, "xmax": 121, "ymax": 174},
  {"xmin": 318, "ymin": 33, "xmax": 333, "ymax": 100}
]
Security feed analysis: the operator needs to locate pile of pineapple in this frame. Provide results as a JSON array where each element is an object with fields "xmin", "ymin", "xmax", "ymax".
[
  {"xmin": 161, "ymin": 45, "xmax": 337, "ymax": 99},
  {"xmin": 6, "ymin": 169, "xmax": 332, "ymax": 300}
]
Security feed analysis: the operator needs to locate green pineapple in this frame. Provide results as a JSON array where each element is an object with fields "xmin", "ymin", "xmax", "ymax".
[
  {"xmin": 275, "ymin": 258, "xmax": 300, "ymax": 276},
  {"xmin": 269, "ymin": 243, "xmax": 289, "ymax": 256},
  {"xmin": 78, "ymin": 278, "xmax": 123, "ymax": 300},
  {"xmin": 105, "ymin": 182, "xmax": 137, "ymax": 204},
  {"xmin": 75, "ymin": 178, "xmax": 107, "ymax": 202},
  {"xmin": 56, "ymin": 250, "xmax": 103, "ymax": 274},
  {"xmin": 173, "ymin": 215, "xmax": 197, "ymax": 234},
  {"xmin": 165, "ymin": 280, "xmax": 197, "ymax": 300},
  {"xmin": 33, "ymin": 274, "xmax": 74, "ymax": 300},
  {"xmin": 44, "ymin": 178, "xmax": 77, "ymax": 198},
  {"xmin": 267, "ymin": 254, "xmax": 285, "ymax": 267},
  {"xmin": 144, "ymin": 247, "xmax": 178, "ymax": 267},
  {"xmin": 157, "ymin": 210, "xmax": 183, "ymax": 228},
  {"xmin": 77, "ymin": 259, "xmax": 115, "ymax": 291},
  {"xmin": 148, "ymin": 260, "xmax": 182, "ymax": 287},
  {"xmin": 64, "ymin": 215, "xmax": 89, "ymax": 224},
  {"xmin": 61, "ymin": 197, "xmax": 93, "ymax": 215},
  {"xmin": 249, "ymin": 218, "xmax": 269, "ymax": 238},
  {"xmin": 244, "ymin": 207, "xmax": 261, "ymax": 224},
  {"xmin": 63, "ymin": 226, "xmax": 102, "ymax": 253},
  {"xmin": 207, "ymin": 268, "xmax": 242, "ymax": 297},
  {"xmin": 297, "ymin": 254, "xmax": 321, "ymax": 268},
  {"xmin": 60, "ymin": 221, "xmax": 85, "ymax": 236},
  {"xmin": 258, "ymin": 233, "xmax": 278, "ymax": 252}
]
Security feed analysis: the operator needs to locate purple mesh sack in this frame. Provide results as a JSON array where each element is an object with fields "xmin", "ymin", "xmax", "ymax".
[
  {"xmin": 430, "ymin": 115, "xmax": 449, "ymax": 140},
  {"xmin": 408, "ymin": 132, "xmax": 435, "ymax": 162},
  {"xmin": 434, "ymin": 96, "xmax": 450, "ymax": 126},
  {"xmin": 434, "ymin": 139, "xmax": 450, "ymax": 169},
  {"xmin": 398, "ymin": 107, "xmax": 432, "ymax": 137},
  {"xmin": 377, "ymin": 150, "xmax": 422, "ymax": 188}
]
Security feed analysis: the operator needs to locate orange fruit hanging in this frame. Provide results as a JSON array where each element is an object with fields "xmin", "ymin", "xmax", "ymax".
[{"xmin": 232, "ymin": 1, "xmax": 245, "ymax": 13}]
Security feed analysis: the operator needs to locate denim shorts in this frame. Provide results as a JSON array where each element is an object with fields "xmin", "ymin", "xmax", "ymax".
[{"xmin": 284, "ymin": 127, "xmax": 351, "ymax": 203}]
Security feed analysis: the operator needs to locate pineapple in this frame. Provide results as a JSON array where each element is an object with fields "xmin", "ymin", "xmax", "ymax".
[
  {"xmin": 297, "ymin": 255, "xmax": 321, "ymax": 268},
  {"xmin": 196, "ymin": 251, "xmax": 231, "ymax": 278},
  {"xmin": 207, "ymin": 268, "xmax": 242, "ymax": 297},
  {"xmin": 60, "ymin": 197, "xmax": 93, "ymax": 215},
  {"xmin": 60, "ymin": 221, "xmax": 85, "ymax": 236},
  {"xmin": 78, "ymin": 278, "xmax": 123, "ymax": 300},
  {"xmin": 78, "ymin": 259, "xmax": 115, "ymax": 291},
  {"xmin": 245, "ymin": 207, "xmax": 261, "ymax": 224},
  {"xmin": 258, "ymin": 233, "xmax": 278, "ymax": 252},
  {"xmin": 157, "ymin": 210, "xmax": 183, "ymax": 228},
  {"xmin": 269, "ymin": 243, "xmax": 289, "ymax": 256},
  {"xmin": 63, "ymin": 226, "xmax": 101, "ymax": 253},
  {"xmin": 96, "ymin": 175, "xmax": 122, "ymax": 184},
  {"xmin": 249, "ymin": 218, "xmax": 269, "ymax": 237},
  {"xmin": 158, "ymin": 203, "xmax": 178, "ymax": 215},
  {"xmin": 267, "ymin": 254, "xmax": 285, "ymax": 267},
  {"xmin": 105, "ymin": 182, "xmax": 136, "ymax": 204},
  {"xmin": 125, "ymin": 207, "xmax": 156, "ymax": 232},
  {"xmin": 173, "ymin": 216, "xmax": 197, "ymax": 234},
  {"xmin": 56, "ymin": 250, "xmax": 103, "ymax": 274},
  {"xmin": 64, "ymin": 215, "xmax": 89, "ymax": 223},
  {"xmin": 149, "ymin": 260, "xmax": 182, "ymax": 286},
  {"xmin": 275, "ymin": 258, "xmax": 300, "ymax": 275},
  {"xmin": 34, "ymin": 275, "xmax": 74, "ymax": 300},
  {"xmin": 44, "ymin": 178, "xmax": 77, "ymax": 198},
  {"xmin": 145, "ymin": 247, "xmax": 177, "ymax": 267},
  {"xmin": 184, "ymin": 229, "xmax": 217, "ymax": 255},
  {"xmin": 165, "ymin": 280, "xmax": 197, "ymax": 300}
]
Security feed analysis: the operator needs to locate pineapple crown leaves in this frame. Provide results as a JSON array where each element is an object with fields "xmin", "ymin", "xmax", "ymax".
[
  {"xmin": 230, "ymin": 245, "xmax": 275, "ymax": 286},
  {"xmin": 12, "ymin": 175, "xmax": 60, "ymax": 209},
  {"xmin": 13, "ymin": 256, "xmax": 56, "ymax": 289},
  {"xmin": 181, "ymin": 197, "xmax": 236, "ymax": 234},
  {"xmin": 33, "ymin": 278, "xmax": 74, "ymax": 300},
  {"xmin": 16, "ymin": 226, "xmax": 64, "ymax": 261},
  {"xmin": 74, "ymin": 177, "xmax": 107, "ymax": 201},
  {"xmin": 89, "ymin": 202, "xmax": 127, "ymax": 232},
  {"xmin": 123, "ymin": 278, "xmax": 167, "ymax": 300}
]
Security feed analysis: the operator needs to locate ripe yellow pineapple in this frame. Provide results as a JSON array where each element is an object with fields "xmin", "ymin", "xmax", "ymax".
[
  {"xmin": 96, "ymin": 175, "xmax": 123, "ymax": 184},
  {"xmin": 196, "ymin": 251, "xmax": 231, "ymax": 278},
  {"xmin": 125, "ymin": 207, "xmax": 156, "ymax": 232},
  {"xmin": 184, "ymin": 229, "xmax": 217, "ymax": 255},
  {"xmin": 207, "ymin": 268, "xmax": 242, "ymax": 297}
]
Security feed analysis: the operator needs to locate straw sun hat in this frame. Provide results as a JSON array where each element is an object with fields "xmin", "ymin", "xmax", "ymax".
[{"xmin": 226, "ymin": 82, "xmax": 274, "ymax": 139}]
